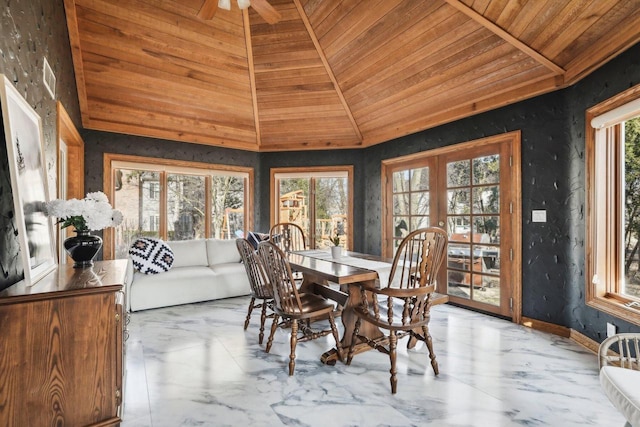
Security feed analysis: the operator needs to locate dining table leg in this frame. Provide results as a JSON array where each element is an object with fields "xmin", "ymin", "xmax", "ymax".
[{"xmin": 320, "ymin": 281, "xmax": 385, "ymax": 365}]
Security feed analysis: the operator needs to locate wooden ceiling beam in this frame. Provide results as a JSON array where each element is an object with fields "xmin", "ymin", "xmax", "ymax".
[
  {"xmin": 292, "ymin": 0, "xmax": 363, "ymax": 142},
  {"xmin": 63, "ymin": 0, "xmax": 91, "ymax": 128},
  {"xmin": 251, "ymin": 0, "xmax": 282, "ymax": 24},
  {"xmin": 197, "ymin": 0, "xmax": 218, "ymax": 20},
  {"xmin": 243, "ymin": 8, "xmax": 261, "ymax": 148},
  {"xmin": 443, "ymin": 0, "xmax": 566, "ymax": 78}
]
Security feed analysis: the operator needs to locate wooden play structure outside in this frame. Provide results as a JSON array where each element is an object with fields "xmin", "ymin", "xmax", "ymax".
[{"xmin": 278, "ymin": 190, "xmax": 347, "ymax": 248}]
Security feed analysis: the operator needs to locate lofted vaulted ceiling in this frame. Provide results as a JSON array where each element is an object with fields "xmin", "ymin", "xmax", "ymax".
[{"xmin": 64, "ymin": 0, "xmax": 640, "ymax": 152}]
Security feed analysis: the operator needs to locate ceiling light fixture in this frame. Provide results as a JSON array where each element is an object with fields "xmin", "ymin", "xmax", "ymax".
[
  {"xmin": 218, "ymin": 0, "xmax": 249, "ymax": 10},
  {"xmin": 197, "ymin": 0, "xmax": 281, "ymax": 24}
]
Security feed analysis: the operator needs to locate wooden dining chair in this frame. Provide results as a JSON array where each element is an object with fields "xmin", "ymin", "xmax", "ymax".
[
  {"xmin": 256, "ymin": 240, "xmax": 343, "ymax": 375},
  {"xmin": 269, "ymin": 222, "xmax": 307, "ymax": 253},
  {"xmin": 236, "ymin": 238, "xmax": 274, "ymax": 345},
  {"xmin": 346, "ymin": 227, "xmax": 448, "ymax": 394}
]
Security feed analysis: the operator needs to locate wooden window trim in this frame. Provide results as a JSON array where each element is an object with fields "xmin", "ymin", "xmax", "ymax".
[
  {"xmin": 586, "ymin": 83, "xmax": 640, "ymax": 326},
  {"xmin": 103, "ymin": 153, "xmax": 254, "ymax": 259}
]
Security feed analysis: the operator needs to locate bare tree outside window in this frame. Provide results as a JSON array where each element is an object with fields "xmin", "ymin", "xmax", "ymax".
[{"xmin": 624, "ymin": 117, "xmax": 640, "ymax": 299}]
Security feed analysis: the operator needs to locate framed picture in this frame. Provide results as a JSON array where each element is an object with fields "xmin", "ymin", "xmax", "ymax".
[{"xmin": 0, "ymin": 74, "xmax": 57, "ymax": 285}]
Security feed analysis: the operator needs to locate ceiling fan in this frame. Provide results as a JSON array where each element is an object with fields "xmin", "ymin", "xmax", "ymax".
[{"xmin": 197, "ymin": 0, "xmax": 281, "ymax": 24}]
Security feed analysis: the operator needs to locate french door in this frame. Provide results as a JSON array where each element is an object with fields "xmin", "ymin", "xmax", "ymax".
[{"xmin": 382, "ymin": 132, "xmax": 521, "ymax": 320}]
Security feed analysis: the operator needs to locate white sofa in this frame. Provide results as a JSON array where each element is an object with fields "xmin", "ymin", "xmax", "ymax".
[{"xmin": 126, "ymin": 238, "xmax": 250, "ymax": 312}]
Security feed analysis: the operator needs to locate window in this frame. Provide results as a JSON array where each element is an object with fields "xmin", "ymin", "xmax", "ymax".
[
  {"xmin": 587, "ymin": 85, "xmax": 640, "ymax": 325},
  {"xmin": 104, "ymin": 154, "xmax": 253, "ymax": 259},
  {"xmin": 271, "ymin": 167, "xmax": 353, "ymax": 250},
  {"xmin": 149, "ymin": 214, "xmax": 160, "ymax": 232},
  {"xmin": 148, "ymin": 182, "xmax": 160, "ymax": 200}
]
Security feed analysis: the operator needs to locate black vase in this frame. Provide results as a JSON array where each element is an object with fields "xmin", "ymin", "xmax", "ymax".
[{"xmin": 64, "ymin": 229, "xmax": 103, "ymax": 268}]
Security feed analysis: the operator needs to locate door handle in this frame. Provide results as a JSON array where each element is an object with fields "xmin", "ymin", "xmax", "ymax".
[{"xmin": 438, "ymin": 221, "xmax": 445, "ymax": 227}]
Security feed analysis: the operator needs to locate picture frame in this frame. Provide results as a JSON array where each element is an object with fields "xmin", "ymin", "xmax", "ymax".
[{"xmin": 0, "ymin": 74, "xmax": 57, "ymax": 286}]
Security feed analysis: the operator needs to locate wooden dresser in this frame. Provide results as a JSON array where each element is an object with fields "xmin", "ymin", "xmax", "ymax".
[{"xmin": 0, "ymin": 260, "xmax": 130, "ymax": 427}]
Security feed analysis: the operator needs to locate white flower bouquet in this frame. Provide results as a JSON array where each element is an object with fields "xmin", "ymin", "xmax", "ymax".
[{"xmin": 46, "ymin": 191, "xmax": 124, "ymax": 231}]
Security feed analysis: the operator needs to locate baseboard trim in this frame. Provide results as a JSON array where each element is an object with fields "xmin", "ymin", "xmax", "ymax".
[
  {"xmin": 569, "ymin": 329, "xmax": 600, "ymax": 353},
  {"xmin": 521, "ymin": 316, "xmax": 571, "ymax": 337},
  {"xmin": 520, "ymin": 316, "xmax": 599, "ymax": 353}
]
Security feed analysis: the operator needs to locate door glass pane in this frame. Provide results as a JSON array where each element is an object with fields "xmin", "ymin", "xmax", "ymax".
[
  {"xmin": 473, "ymin": 246, "xmax": 499, "ymax": 273},
  {"xmin": 473, "ymin": 186, "xmax": 500, "ymax": 214},
  {"xmin": 315, "ymin": 177, "xmax": 349, "ymax": 249},
  {"xmin": 393, "ymin": 170, "xmax": 410, "ymax": 193},
  {"xmin": 410, "ymin": 167, "xmax": 429, "ymax": 191},
  {"xmin": 447, "ymin": 189, "xmax": 470, "ymax": 214},
  {"xmin": 393, "ymin": 194, "xmax": 409, "ymax": 215},
  {"xmin": 411, "ymin": 216, "xmax": 430, "ymax": 230},
  {"xmin": 472, "ymin": 275, "xmax": 500, "ymax": 306},
  {"xmin": 473, "ymin": 216, "xmax": 500, "ymax": 244},
  {"xmin": 473, "ymin": 155, "xmax": 500, "ymax": 184},
  {"xmin": 113, "ymin": 169, "xmax": 160, "ymax": 259},
  {"xmin": 410, "ymin": 192, "xmax": 429, "ymax": 215},
  {"xmin": 448, "ymin": 216, "xmax": 470, "ymax": 238},
  {"xmin": 391, "ymin": 166, "xmax": 431, "ymax": 255},
  {"xmin": 447, "ymin": 160, "xmax": 470, "ymax": 187},
  {"xmin": 167, "ymin": 174, "xmax": 205, "ymax": 240},
  {"xmin": 394, "ymin": 217, "xmax": 410, "ymax": 239},
  {"xmin": 211, "ymin": 176, "xmax": 245, "ymax": 239},
  {"xmin": 448, "ymin": 243, "xmax": 471, "ymax": 272},
  {"xmin": 278, "ymin": 178, "xmax": 310, "ymax": 239}
]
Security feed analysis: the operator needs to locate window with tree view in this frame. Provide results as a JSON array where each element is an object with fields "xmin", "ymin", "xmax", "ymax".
[
  {"xmin": 622, "ymin": 117, "xmax": 640, "ymax": 300},
  {"xmin": 587, "ymin": 88, "xmax": 640, "ymax": 323},
  {"xmin": 109, "ymin": 158, "xmax": 252, "ymax": 259}
]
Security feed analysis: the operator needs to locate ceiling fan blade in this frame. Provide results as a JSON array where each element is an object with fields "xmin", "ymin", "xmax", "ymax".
[
  {"xmin": 250, "ymin": 0, "xmax": 281, "ymax": 24},
  {"xmin": 197, "ymin": 0, "xmax": 219, "ymax": 20}
]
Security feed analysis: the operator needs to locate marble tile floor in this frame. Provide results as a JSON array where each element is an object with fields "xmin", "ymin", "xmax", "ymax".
[{"xmin": 121, "ymin": 297, "xmax": 624, "ymax": 427}]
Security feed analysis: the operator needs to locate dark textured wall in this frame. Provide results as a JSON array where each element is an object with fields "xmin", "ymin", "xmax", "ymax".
[
  {"xmin": 0, "ymin": 0, "xmax": 79, "ymax": 290},
  {"xmin": 363, "ymin": 94, "xmax": 571, "ymax": 324},
  {"xmin": 563, "ymin": 44, "xmax": 640, "ymax": 339}
]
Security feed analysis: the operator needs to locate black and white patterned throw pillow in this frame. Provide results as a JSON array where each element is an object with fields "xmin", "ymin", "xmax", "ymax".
[
  {"xmin": 129, "ymin": 238, "xmax": 174, "ymax": 274},
  {"xmin": 247, "ymin": 231, "xmax": 270, "ymax": 249}
]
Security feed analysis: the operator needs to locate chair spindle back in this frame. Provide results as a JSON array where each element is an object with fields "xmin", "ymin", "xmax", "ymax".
[
  {"xmin": 257, "ymin": 240, "xmax": 302, "ymax": 315},
  {"xmin": 269, "ymin": 222, "xmax": 306, "ymax": 253},
  {"xmin": 236, "ymin": 238, "xmax": 272, "ymax": 299}
]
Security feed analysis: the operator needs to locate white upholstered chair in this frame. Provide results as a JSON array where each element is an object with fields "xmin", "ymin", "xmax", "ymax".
[{"xmin": 599, "ymin": 333, "xmax": 640, "ymax": 427}]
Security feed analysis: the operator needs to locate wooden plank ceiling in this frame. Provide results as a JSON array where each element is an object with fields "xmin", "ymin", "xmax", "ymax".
[{"xmin": 64, "ymin": 0, "xmax": 640, "ymax": 152}]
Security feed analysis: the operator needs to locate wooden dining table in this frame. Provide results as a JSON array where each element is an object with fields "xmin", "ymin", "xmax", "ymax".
[{"xmin": 287, "ymin": 250, "xmax": 448, "ymax": 365}]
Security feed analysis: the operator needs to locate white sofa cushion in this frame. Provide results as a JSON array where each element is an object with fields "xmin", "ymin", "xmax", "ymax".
[
  {"xmin": 170, "ymin": 239, "xmax": 208, "ymax": 268},
  {"xmin": 129, "ymin": 266, "xmax": 216, "ymax": 311},
  {"xmin": 206, "ymin": 239, "xmax": 241, "ymax": 265},
  {"xmin": 600, "ymin": 366, "xmax": 640, "ymax": 427}
]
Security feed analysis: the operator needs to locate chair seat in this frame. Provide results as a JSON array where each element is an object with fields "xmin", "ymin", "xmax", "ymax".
[
  {"xmin": 252, "ymin": 285, "xmax": 273, "ymax": 299},
  {"xmin": 353, "ymin": 299, "xmax": 431, "ymax": 331},
  {"xmin": 600, "ymin": 366, "xmax": 640, "ymax": 427},
  {"xmin": 274, "ymin": 293, "xmax": 335, "ymax": 319}
]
